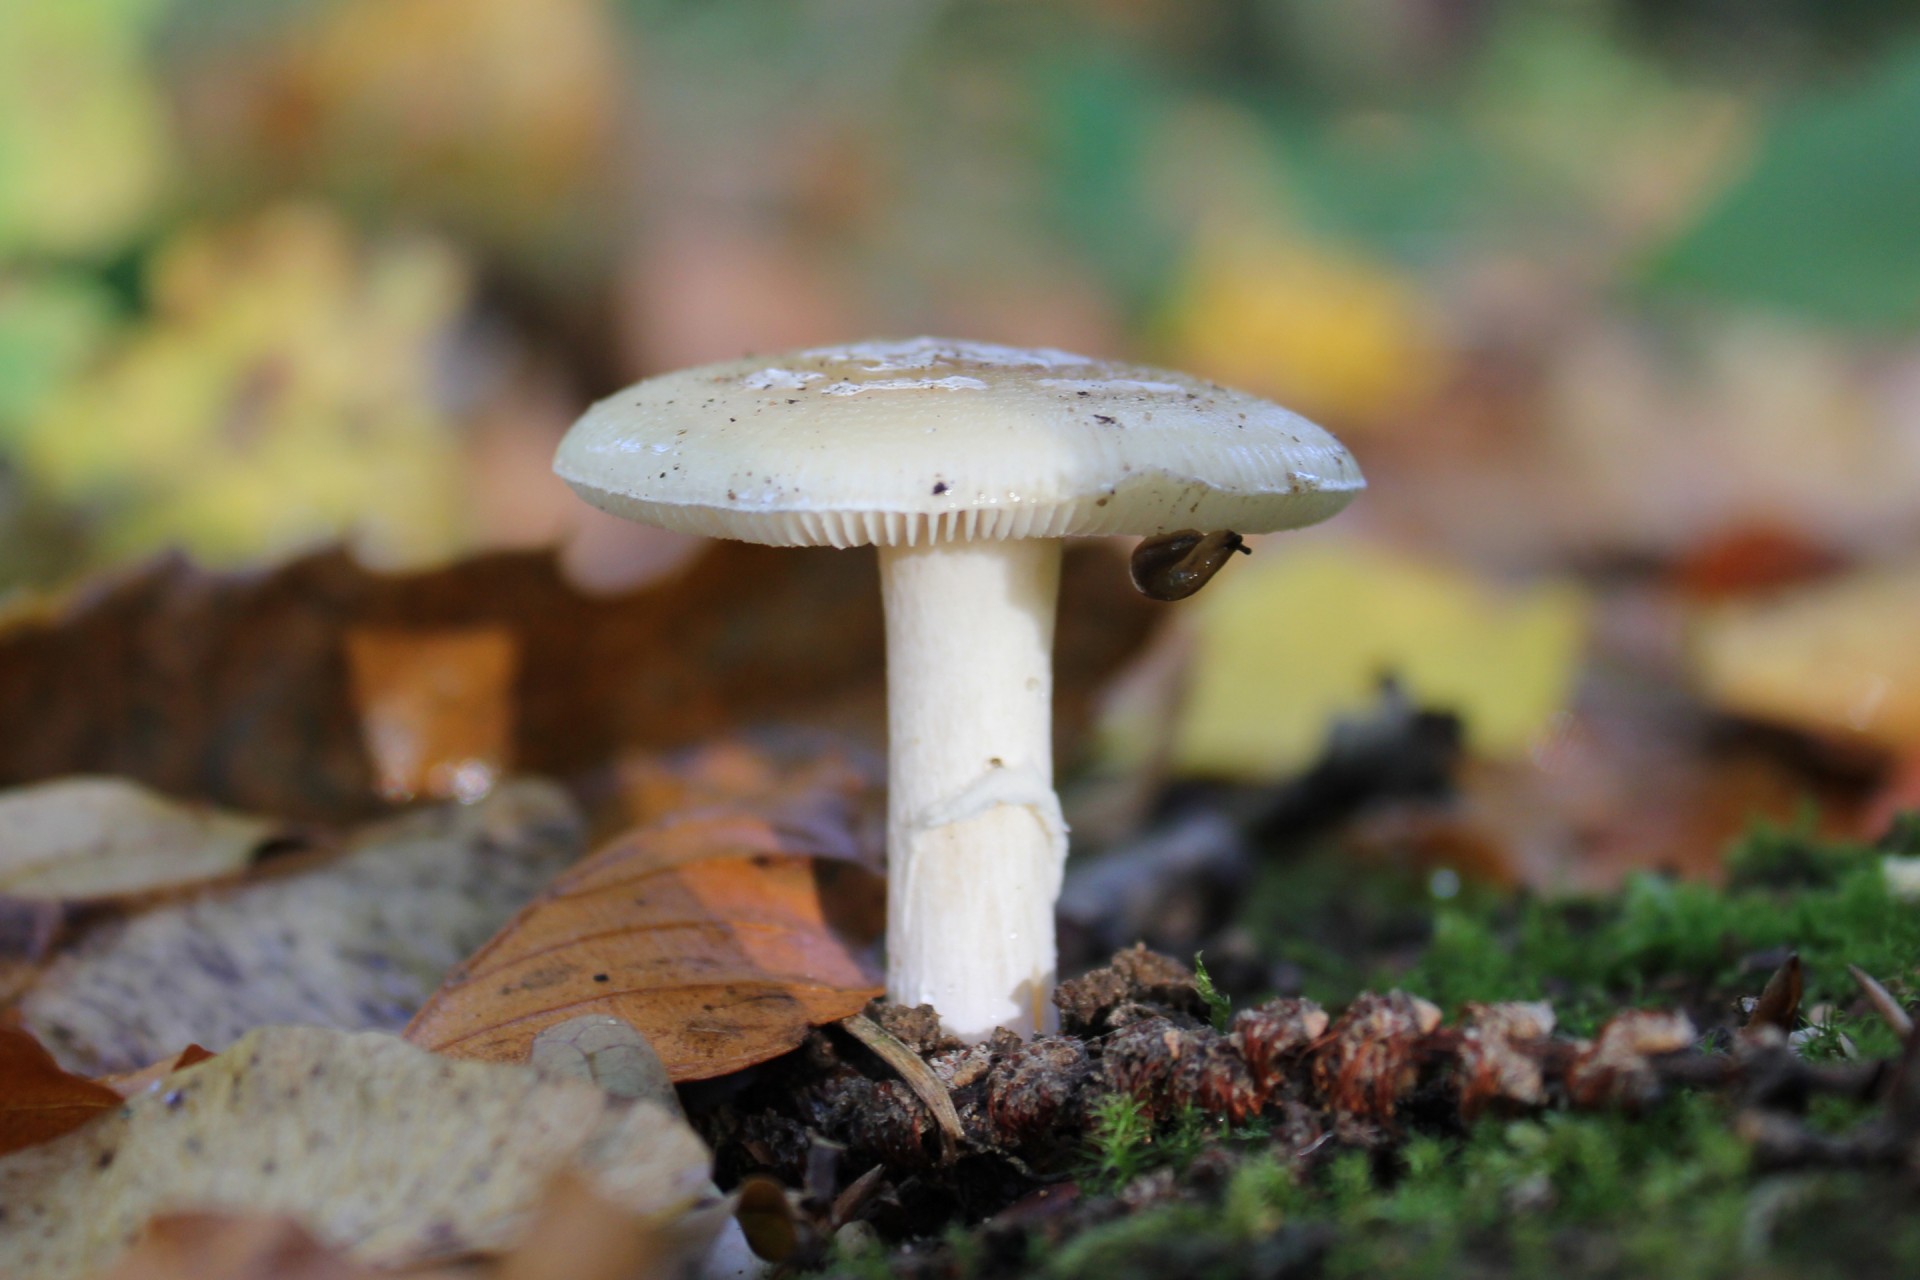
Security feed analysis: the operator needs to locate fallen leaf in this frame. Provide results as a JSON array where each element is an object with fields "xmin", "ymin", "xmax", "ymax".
[
  {"xmin": 15, "ymin": 781, "xmax": 582, "ymax": 1076},
  {"xmin": 0, "ymin": 1027, "xmax": 121, "ymax": 1156},
  {"xmin": 345, "ymin": 626, "xmax": 519, "ymax": 804},
  {"xmin": 1309, "ymin": 990, "xmax": 1442, "ymax": 1119},
  {"xmin": 1171, "ymin": 541, "xmax": 1590, "ymax": 779},
  {"xmin": 602, "ymin": 735, "xmax": 885, "ymax": 860},
  {"xmin": 203, "ymin": 0, "xmax": 622, "ymax": 251},
  {"xmin": 1163, "ymin": 224, "xmax": 1445, "ymax": 429},
  {"xmin": 20, "ymin": 207, "xmax": 471, "ymax": 569},
  {"xmin": 0, "ymin": 777, "xmax": 300, "ymax": 903},
  {"xmin": 98, "ymin": 1046, "xmax": 217, "ymax": 1101},
  {"xmin": 95, "ymin": 1215, "xmax": 378, "ymax": 1280},
  {"xmin": 489, "ymin": 1170, "xmax": 698, "ymax": 1280},
  {"xmin": 99, "ymin": 1175, "xmax": 696, "ymax": 1280},
  {"xmin": 1455, "ymin": 1002, "xmax": 1556, "ymax": 1120},
  {"xmin": 0, "ymin": 542, "xmax": 1156, "ymax": 823},
  {"xmin": 1669, "ymin": 522, "xmax": 1845, "ymax": 601},
  {"xmin": 1689, "ymin": 562, "xmax": 1920, "ymax": 751},
  {"xmin": 0, "ymin": 1026, "xmax": 721, "ymax": 1280},
  {"xmin": 407, "ymin": 746, "xmax": 885, "ymax": 1081}
]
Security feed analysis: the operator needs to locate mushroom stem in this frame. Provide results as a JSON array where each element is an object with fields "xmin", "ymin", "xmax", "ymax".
[{"xmin": 879, "ymin": 537, "xmax": 1066, "ymax": 1041}]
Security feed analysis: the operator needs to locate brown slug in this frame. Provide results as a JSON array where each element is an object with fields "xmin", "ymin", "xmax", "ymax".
[{"xmin": 1129, "ymin": 529, "xmax": 1250, "ymax": 601}]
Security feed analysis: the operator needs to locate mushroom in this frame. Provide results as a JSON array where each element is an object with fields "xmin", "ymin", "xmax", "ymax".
[{"xmin": 553, "ymin": 338, "xmax": 1362, "ymax": 1040}]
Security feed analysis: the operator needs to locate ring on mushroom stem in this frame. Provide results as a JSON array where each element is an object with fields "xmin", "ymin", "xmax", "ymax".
[{"xmin": 1129, "ymin": 530, "xmax": 1251, "ymax": 601}]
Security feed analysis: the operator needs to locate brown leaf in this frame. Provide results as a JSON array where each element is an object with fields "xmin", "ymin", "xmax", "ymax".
[
  {"xmin": 1309, "ymin": 990, "xmax": 1442, "ymax": 1119},
  {"xmin": 1669, "ymin": 522, "xmax": 1845, "ymax": 601},
  {"xmin": 0, "ymin": 1026, "xmax": 121, "ymax": 1156},
  {"xmin": 405, "ymin": 746, "xmax": 885, "ymax": 1081},
  {"xmin": 15, "ymin": 782, "xmax": 581, "ymax": 1076},
  {"xmin": 0, "ymin": 543, "xmax": 1151, "ymax": 825},
  {"xmin": 344, "ymin": 626, "xmax": 519, "ymax": 805},
  {"xmin": 0, "ymin": 1026, "xmax": 721, "ymax": 1280}
]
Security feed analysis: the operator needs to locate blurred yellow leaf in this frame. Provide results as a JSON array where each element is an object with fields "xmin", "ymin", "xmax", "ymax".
[
  {"xmin": 0, "ymin": 0, "xmax": 172, "ymax": 255},
  {"xmin": 21, "ymin": 206, "xmax": 471, "ymax": 568},
  {"xmin": 1689, "ymin": 564, "xmax": 1920, "ymax": 751},
  {"xmin": 302, "ymin": 0, "xmax": 621, "ymax": 246},
  {"xmin": 1172, "ymin": 542, "xmax": 1590, "ymax": 778},
  {"xmin": 1162, "ymin": 228, "xmax": 1444, "ymax": 428}
]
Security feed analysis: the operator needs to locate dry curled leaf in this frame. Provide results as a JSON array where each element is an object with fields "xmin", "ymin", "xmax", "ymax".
[
  {"xmin": 0, "ymin": 1026, "xmax": 121, "ymax": 1156},
  {"xmin": 0, "ymin": 1026, "xmax": 721, "ymax": 1280},
  {"xmin": 406, "ymin": 745, "xmax": 885, "ymax": 1081},
  {"xmin": 0, "ymin": 542, "xmax": 1150, "ymax": 824},
  {"xmin": 15, "ymin": 781, "xmax": 582, "ymax": 1076},
  {"xmin": 1565, "ymin": 1009, "xmax": 1698, "ymax": 1109},
  {"xmin": 1309, "ymin": 990, "xmax": 1442, "ymax": 1120},
  {"xmin": 1454, "ymin": 1001, "xmax": 1556, "ymax": 1119}
]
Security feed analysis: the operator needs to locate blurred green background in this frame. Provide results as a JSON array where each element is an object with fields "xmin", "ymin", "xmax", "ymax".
[{"xmin": 7, "ymin": 0, "xmax": 1920, "ymax": 589}]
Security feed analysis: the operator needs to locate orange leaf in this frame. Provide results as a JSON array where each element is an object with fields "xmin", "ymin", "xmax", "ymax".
[
  {"xmin": 0, "ymin": 1026, "xmax": 121, "ymax": 1155},
  {"xmin": 406, "ymin": 746, "xmax": 884, "ymax": 1080},
  {"xmin": 344, "ymin": 625, "xmax": 519, "ymax": 804}
]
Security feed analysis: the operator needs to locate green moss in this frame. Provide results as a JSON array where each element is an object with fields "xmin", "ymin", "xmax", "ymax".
[
  {"xmin": 1244, "ymin": 817, "xmax": 1920, "ymax": 1042},
  {"xmin": 1192, "ymin": 952, "xmax": 1234, "ymax": 1032},
  {"xmin": 1083, "ymin": 1093, "xmax": 1154, "ymax": 1189},
  {"xmin": 836, "ymin": 819, "xmax": 1920, "ymax": 1278},
  {"xmin": 1022, "ymin": 1094, "xmax": 1812, "ymax": 1280},
  {"xmin": 1081, "ymin": 1093, "xmax": 1267, "ymax": 1194}
]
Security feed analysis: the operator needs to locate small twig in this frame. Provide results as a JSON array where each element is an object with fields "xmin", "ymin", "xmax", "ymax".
[
  {"xmin": 1848, "ymin": 965, "xmax": 1914, "ymax": 1040},
  {"xmin": 841, "ymin": 1013, "xmax": 967, "ymax": 1160}
]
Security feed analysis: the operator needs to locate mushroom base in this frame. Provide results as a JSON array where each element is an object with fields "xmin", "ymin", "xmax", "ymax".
[{"xmin": 879, "ymin": 537, "xmax": 1065, "ymax": 1041}]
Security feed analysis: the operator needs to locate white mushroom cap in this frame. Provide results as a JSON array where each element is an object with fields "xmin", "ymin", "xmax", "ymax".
[{"xmin": 555, "ymin": 338, "xmax": 1363, "ymax": 547}]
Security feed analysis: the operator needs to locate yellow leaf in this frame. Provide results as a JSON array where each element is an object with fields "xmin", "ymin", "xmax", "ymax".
[
  {"xmin": 0, "ymin": 0, "xmax": 172, "ymax": 255},
  {"xmin": 21, "ymin": 207, "xmax": 470, "ymax": 568},
  {"xmin": 0, "ymin": 777, "xmax": 293, "ymax": 903},
  {"xmin": 0, "ymin": 1026, "xmax": 720, "ymax": 1279},
  {"xmin": 302, "ymin": 0, "xmax": 620, "ymax": 244},
  {"xmin": 1688, "ymin": 564, "xmax": 1920, "ymax": 750},
  {"xmin": 1171, "ymin": 542, "xmax": 1590, "ymax": 778},
  {"xmin": 1162, "ymin": 228, "xmax": 1444, "ymax": 428}
]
